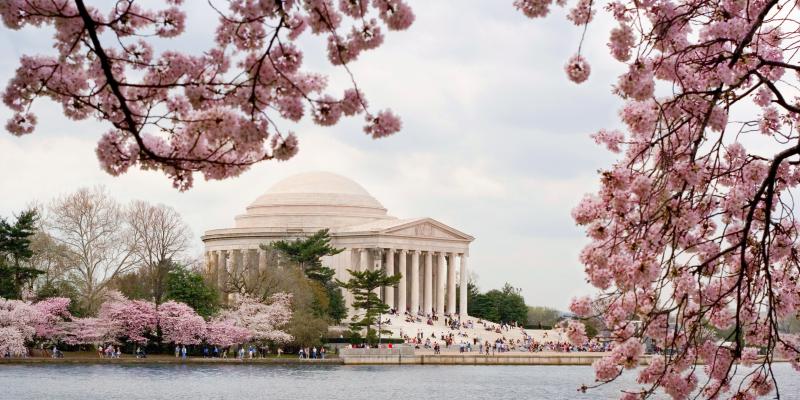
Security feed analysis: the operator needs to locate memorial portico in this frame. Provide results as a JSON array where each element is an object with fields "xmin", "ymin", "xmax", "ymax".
[{"xmin": 202, "ymin": 172, "xmax": 474, "ymax": 318}]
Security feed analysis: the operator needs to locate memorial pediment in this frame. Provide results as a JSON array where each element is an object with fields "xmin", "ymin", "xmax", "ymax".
[{"xmin": 382, "ymin": 218, "xmax": 473, "ymax": 241}]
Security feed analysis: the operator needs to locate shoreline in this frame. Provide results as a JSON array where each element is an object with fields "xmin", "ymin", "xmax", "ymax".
[
  {"xmin": 2, "ymin": 353, "xmax": 790, "ymax": 367},
  {"xmin": 0, "ymin": 352, "xmax": 614, "ymax": 366}
]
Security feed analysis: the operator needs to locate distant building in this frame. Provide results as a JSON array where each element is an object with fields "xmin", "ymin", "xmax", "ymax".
[{"xmin": 202, "ymin": 171, "xmax": 474, "ymax": 317}]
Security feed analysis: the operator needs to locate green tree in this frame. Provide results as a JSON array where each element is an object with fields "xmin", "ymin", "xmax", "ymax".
[
  {"xmin": 270, "ymin": 229, "xmax": 342, "ymax": 276},
  {"xmin": 336, "ymin": 268, "xmax": 400, "ymax": 345},
  {"xmin": 286, "ymin": 310, "xmax": 329, "ymax": 347},
  {"xmin": 268, "ymin": 229, "xmax": 347, "ymax": 323},
  {"xmin": 0, "ymin": 209, "xmax": 42, "ymax": 299},
  {"xmin": 163, "ymin": 265, "xmax": 219, "ymax": 318},
  {"xmin": 469, "ymin": 283, "xmax": 528, "ymax": 324}
]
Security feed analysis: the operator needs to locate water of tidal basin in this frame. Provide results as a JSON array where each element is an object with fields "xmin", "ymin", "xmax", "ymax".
[{"xmin": 1, "ymin": 363, "xmax": 800, "ymax": 400}]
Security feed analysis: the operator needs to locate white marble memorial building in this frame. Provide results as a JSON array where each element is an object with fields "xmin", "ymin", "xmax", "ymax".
[{"xmin": 202, "ymin": 171, "xmax": 473, "ymax": 317}]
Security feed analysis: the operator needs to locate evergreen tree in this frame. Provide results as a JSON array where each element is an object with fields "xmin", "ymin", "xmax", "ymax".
[
  {"xmin": 336, "ymin": 268, "xmax": 400, "ymax": 344},
  {"xmin": 164, "ymin": 265, "xmax": 219, "ymax": 318},
  {"xmin": 0, "ymin": 209, "xmax": 42, "ymax": 298}
]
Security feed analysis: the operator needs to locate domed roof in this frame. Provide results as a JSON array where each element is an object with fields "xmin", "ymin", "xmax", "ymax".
[
  {"xmin": 251, "ymin": 171, "xmax": 384, "ymax": 209},
  {"xmin": 234, "ymin": 171, "xmax": 391, "ymax": 229}
]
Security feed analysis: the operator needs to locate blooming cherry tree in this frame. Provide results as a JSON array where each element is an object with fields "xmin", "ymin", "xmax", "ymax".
[
  {"xmin": 31, "ymin": 297, "xmax": 72, "ymax": 341},
  {"xmin": 515, "ymin": 0, "xmax": 800, "ymax": 397},
  {"xmin": 0, "ymin": 298, "xmax": 37, "ymax": 356},
  {"xmin": 0, "ymin": 0, "xmax": 413, "ymax": 190},
  {"xmin": 205, "ymin": 319, "xmax": 252, "ymax": 348},
  {"xmin": 218, "ymin": 293, "xmax": 293, "ymax": 343},
  {"xmin": 97, "ymin": 296, "xmax": 157, "ymax": 345},
  {"xmin": 62, "ymin": 317, "xmax": 116, "ymax": 346},
  {"xmin": 157, "ymin": 300, "xmax": 206, "ymax": 345}
]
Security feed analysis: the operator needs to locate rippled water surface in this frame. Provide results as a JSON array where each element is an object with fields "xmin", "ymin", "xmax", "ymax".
[{"xmin": 0, "ymin": 363, "xmax": 799, "ymax": 400}]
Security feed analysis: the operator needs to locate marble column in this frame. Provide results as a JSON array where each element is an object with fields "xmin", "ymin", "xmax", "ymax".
[
  {"xmin": 208, "ymin": 250, "xmax": 218, "ymax": 285},
  {"xmin": 216, "ymin": 250, "xmax": 228, "ymax": 298},
  {"xmin": 360, "ymin": 248, "xmax": 370, "ymax": 272},
  {"xmin": 248, "ymin": 249, "xmax": 259, "ymax": 284},
  {"xmin": 459, "ymin": 253, "xmax": 468, "ymax": 318},
  {"xmin": 397, "ymin": 250, "xmax": 407, "ymax": 312},
  {"xmin": 436, "ymin": 252, "xmax": 446, "ymax": 316},
  {"xmin": 447, "ymin": 252, "xmax": 457, "ymax": 315},
  {"xmin": 372, "ymin": 248, "xmax": 383, "ymax": 297},
  {"xmin": 410, "ymin": 250, "xmax": 420, "ymax": 314},
  {"xmin": 350, "ymin": 248, "xmax": 360, "ymax": 272},
  {"xmin": 423, "ymin": 251, "xmax": 433, "ymax": 316},
  {"xmin": 384, "ymin": 248, "xmax": 395, "ymax": 309},
  {"xmin": 258, "ymin": 248, "xmax": 268, "ymax": 275},
  {"xmin": 231, "ymin": 249, "xmax": 242, "ymax": 280},
  {"xmin": 345, "ymin": 248, "xmax": 360, "ymax": 311}
]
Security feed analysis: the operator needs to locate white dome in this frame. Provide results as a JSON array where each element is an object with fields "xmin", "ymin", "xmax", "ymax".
[{"xmin": 234, "ymin": 171, "xmax": 392, "ymax": 229}]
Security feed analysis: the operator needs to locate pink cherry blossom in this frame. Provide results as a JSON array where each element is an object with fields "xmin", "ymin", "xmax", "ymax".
[
  {"xmin": 205, "ymin": 319, "xmax": 252, "ymax": 347},
  {"xmin": 97, "ymin": 297, "xmax": 157, "ymax": 345},
  {"xmin": 565, "ymin": 319, "xmax": 588, "ymax": 345},
  {"xmin": 31, "ymin": 297, "xmax": 72, "ymax": 340},
  {"xmin": 217, "ymin": 293, "xmax": 293, "ymax": 343},
  {"xmin": 0, "ymin": 0, "xmax": 413, "ymax": 190},
  {"xmin": 0, "ymin": 298, "xmax": 37, "ymax": 357},
  {"xmin": 157, "ymin": 301, "xmax": 206, "ymax": 345},
  {"xmin": 364, "ymin": 110, "xmax": 402, "ymax": 138},
  {"xmin": 564, "ymin": 54, "xmax": 591, "ymax": 83}
]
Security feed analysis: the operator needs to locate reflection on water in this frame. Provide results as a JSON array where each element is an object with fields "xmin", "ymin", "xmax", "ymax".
[{"xmin": 0, "ymin": 363, "xmax": 798, "ymax": 400}]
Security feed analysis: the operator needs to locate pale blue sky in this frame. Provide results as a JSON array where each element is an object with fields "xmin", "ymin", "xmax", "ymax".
[{"xmin": 0, "ymin": 1, "xmax": 627, "ymax": 309}]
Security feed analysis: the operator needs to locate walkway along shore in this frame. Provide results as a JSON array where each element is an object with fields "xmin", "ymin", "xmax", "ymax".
[
  {"xmin": 1, "ymin": 351, "xmax": 787, "ymax": 366},
  {"xmin": 0, "ymin": 355, "xmax": 344, "ymax": 365}
]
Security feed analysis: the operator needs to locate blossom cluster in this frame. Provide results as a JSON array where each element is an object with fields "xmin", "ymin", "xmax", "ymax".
[{"xmin": 1, "ymin": 0, "xmax": 413, "ymax": 189}]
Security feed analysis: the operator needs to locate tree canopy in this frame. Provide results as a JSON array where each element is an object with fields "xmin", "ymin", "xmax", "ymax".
[
  {"xmin": 0, "ymin": 209, "xmax": 42, "ymax": 299},
  {"xmin": 468, "ymin": 283, "xmax": 528, "ymax": 325},
  {"xmin": 164, "ymin": 266, "xmax": 219, "ymax": 319}
]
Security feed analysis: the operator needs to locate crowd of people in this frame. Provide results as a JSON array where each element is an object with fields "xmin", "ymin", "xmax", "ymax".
[{"xmin": 392, "ymin": 311, "xmax": 609, "ymax": 355}]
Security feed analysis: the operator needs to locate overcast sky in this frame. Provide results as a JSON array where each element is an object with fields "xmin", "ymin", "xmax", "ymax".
[{"xmin": 0, "ymin": 1, "xmax": 628, "ymax": 310}]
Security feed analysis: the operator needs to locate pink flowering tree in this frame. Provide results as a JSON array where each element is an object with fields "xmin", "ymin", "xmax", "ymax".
[
  {"xmin": 157, "ymin": 301, "xmax": 206, "ymax": 345},
  {"xmin": 218, "ymin": 293, "xmax": 293, "ymax": 344},
  {"xmin": 0, "ymin": 0, "xmax": 412, "ymax": 190},
  {"xmin": 97, "ymin": 296, "xmax": 158, "ymax": 345},
  {"xmin": 515, "ymin": 0, "xmax": 800, "ymax": 398},
  {"xmin": 31, "ymin": 297, "xmax": 72, "ymax": 342},
  {"xmin": 62, "ymin": 317, "xmax": 117, "ymax": 346},
  {"xmin": 205, "ymin": 319, "xmax": 253, "ymax": 348},
  {"xmin": 0, "ymin": 298, "xmax": 37, "ymax": 356}
]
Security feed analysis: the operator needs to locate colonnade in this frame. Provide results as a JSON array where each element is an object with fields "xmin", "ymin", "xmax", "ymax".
[
  {"xmin": 349, "ymin": 248, "xmax": 468, "ymax": 318},
  {"xmin": 204, "ymin": 246, "xmax": 469, "ymax": 318},
  {"xmin": 205, "ymin": 248, "xmax": 270, "ymax": 295}
]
